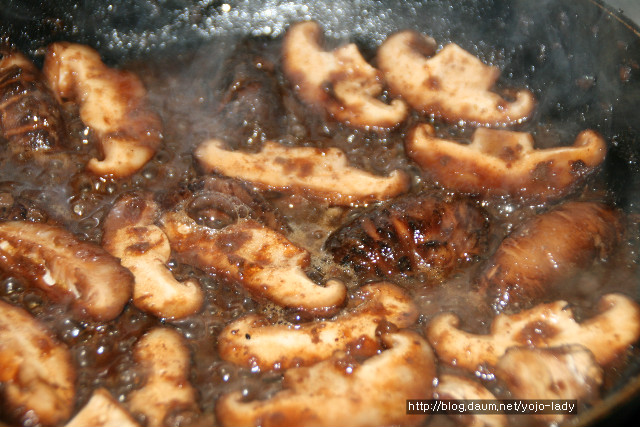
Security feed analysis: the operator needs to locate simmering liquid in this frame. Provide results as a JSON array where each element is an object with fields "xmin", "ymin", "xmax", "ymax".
[{"xmin": 1, "ymin": 34, "xmax": 639, "ymax": 427}]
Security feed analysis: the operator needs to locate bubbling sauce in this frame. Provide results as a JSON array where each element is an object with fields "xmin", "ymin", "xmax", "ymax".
[{"xmin": 0, "ymin": 34, "xmax": 639, "ymax": 427}]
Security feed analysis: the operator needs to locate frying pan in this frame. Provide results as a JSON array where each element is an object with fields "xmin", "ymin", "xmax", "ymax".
[{"xmin": 2, "ymin": 0, "xmax": 640, "ymax": 426}]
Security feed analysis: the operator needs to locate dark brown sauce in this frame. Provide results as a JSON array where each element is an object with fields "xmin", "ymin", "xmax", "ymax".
[{"xmin": 0, "ymin": 34, "xmax": 639, "ymax": 427}]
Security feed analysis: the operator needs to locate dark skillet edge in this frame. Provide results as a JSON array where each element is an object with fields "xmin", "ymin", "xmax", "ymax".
[
  {"xmin": 3, "ymin": 1, "xmax": 640, "ymax": 427},
  {"xmin": 592, "ymin": 0, "xmax": 640, "ymax": 39},
  {"xmin": 573, "ymin": 6, "xmax": 640, "ymax": 427}
]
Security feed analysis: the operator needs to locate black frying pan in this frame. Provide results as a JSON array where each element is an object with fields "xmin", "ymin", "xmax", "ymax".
[{"xmin": 2, "ymin": 1, "xmax": 640, "ymax": 426}]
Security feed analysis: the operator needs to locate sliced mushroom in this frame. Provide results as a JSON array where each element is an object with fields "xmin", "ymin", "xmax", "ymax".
[
  {"xmin": 66, "ymin": 388, "xmax": 141, "ymax": 427},
  {"xmin": 496, "ymin": 345, "xmax": 602, "ymax": 424},
  {"xmin": 161, "ymin": 210, "xmax": 346, "ymax": 313},
  {"xmin": 216, "ymin": 330, "xmax": 435, "ymax": 427},
  {"xmin": 0, "ymin": 300, "xmax": 75, "ymax": 426},
  {"xmin": 195, "ymin": 139, "xmax": 409, "ymax": 205},
  {"xmin": 479, "ymin": 201, "xmax": 623, "ymax": 311},
  {"xmin": 282, "ymin": 21, "xmax": 408, "ymax": 130},
  {"xmin": 43, "ymin": 42, "xmax": 161, "ymax": 177},
  {"xmin": 218, "ymin": 282, "xmax": 418, "ymax": 370},
  {"xmin": 406, "ymin": 124, "xmax": 607, "ymax": 201},
  {"xmin": 103, "ymin": 193, "xmax": 203, "ymax": 320},
  {"xmin": 377, "ymin": 31, "xmax": 535, "ymax": 126},
  {"xmin": 0, "ymin": 221, "xmax": 132, "ymax": 320},
  {"xmin": 127, "ymin": 328, "xmax": 199, "ymax": 427},
  {"xmin": 426, "ymin": 293, "xmax": 640, "ymax": 371},
  {"xmin": 435, "ymin": 374, "xmax": 507, "ymax": 427}
]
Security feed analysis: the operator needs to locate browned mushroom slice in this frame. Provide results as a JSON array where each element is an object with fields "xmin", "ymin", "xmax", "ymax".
[
  {"xmin": 161, "ymin": 210, "xmax": 346, "ymax": 313},
  {"xmin": 127, "ymin": 328, "xmax": 199, "ymax": 427},
  {"xmin": 426, "ymin": 293, "xmax": 640, "ymax": 372},
  {"xmin": 0, "ymin": 48, "xmax": 66, "ymax": 153},
  {"xmin": 218, "ymin": 282, "xmax": 417, "ymax": 370},
  {"xmin": 103, "ymin": 193, "xmax": 203, "ymax": 320},
  {"xmin": 377, "ymin": 31, "xmax": 535, "ymax": 126},
  {"xmin": 479, "ymin": 201, "xmax": 623, "ymax": 311},
  {"xmin": 435, "ymin": 375, "xmax": 507, "ymax": 427},
  {"xmin": 216, "ymin": 330, "xmax": 435, "ymax": 427},
  {"xmin": 282, "ymin": 21, "xmax": 408, "ymax": 130},
  {"xmin": 407, "ymin": 124, "xmax": 607, "ymax": 201},
  {"xmin": 43, "ymin": 42, "xmax": 161, "ymax": 177},
  {"xmin": 0, "ymin": 300, "xmax": 75, "ymax": 426},
  {"xmin": 195, "ymin": 139, "xmax": 409, "ymax": 205},
  {"xmin": 66, "ymin": 389, "xmax": 141, "ymax": 427},
  {"xmin": 496, "ymin": 345, "xmax": 602, "ymax": 424},
  {"xmin": 0, "ymin": 221, "xmax": 132, "ymax": 320}
]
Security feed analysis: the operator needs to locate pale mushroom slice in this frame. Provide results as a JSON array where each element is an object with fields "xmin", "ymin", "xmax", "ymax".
[
  {"xmin": 0, "ymin": 221, "xmax": 132, "ymax": 321},
  {"xmin": 282, "ymin": 21, "xmax": 408, "ymax": 130},
  {"xmin": 216, "ymin": 330, "xmax": 436, "ymax": 427},
  {"xmin": 103, "ymin": 193, "xmax": 204, "ymax": 320},
  {"xmin": 195, "ymin": 139, "xmax": 410, "ymax": 205},
  {"xmin": 43, "ymin": 42, "xmax": 161, "ymax": 177},
  {"xmin": 161, "ymin": 210, "xmax": 346, "ymax": 313},
  {"xmin": 407, "ymin": 124, "xmax": 606, "ymax": 201},
  {"xmin": 496, "ymin": 345, "xmax": 602, "ymax": 424},
  {"xmin": 426, "ymin": 293, "xmax": 640, "ymax": 372},
  {"xmin": 377, "ymin": 31, "xmax": 535, "ymax": 126},
  {"xmin": 435, "ymin": 375, "xmax": 507, "ymax": 427},
  {"xmin": 127, "ymin": 328, "xmax": 199, "ymax": 427},
  {"xmin": 218, "ymin": 282, "xmax": 418, "ymax": 370},
  {"xmin": 66, "ymin": 389, "xmax": 141, "ymax": 427},
  {"xmin": 0, "ymin": 300, "xmax": 75, "ymax": 426}
]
